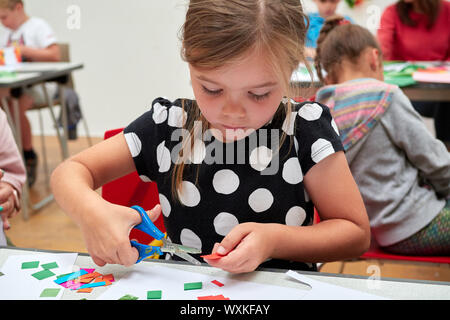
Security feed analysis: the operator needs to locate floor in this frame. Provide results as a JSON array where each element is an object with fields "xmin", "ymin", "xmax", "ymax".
[{"xmin": 5, "ymin": 135, "xmax": 450, "ymax": 283}]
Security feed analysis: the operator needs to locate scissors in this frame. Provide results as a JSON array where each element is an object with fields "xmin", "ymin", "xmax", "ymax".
[{"xmin": 130, "ymin": 205, "xmax": 202, "ymax": 265}]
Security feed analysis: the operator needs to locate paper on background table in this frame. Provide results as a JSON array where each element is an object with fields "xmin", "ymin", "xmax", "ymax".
[
  {"xmin": 0, "ymin": 253, "xmax": 78, "ymax": 300},
  {"xmin": 286, "ymin": 270, "xmax": 387, "ymax": 300},
  {"xmin": 98, "ymin": 264, "xmax": 311, "ymax": 300}
]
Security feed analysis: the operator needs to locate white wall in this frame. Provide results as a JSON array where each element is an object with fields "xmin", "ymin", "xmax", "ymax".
[{"xmin": 1, "ymin": 0, "xmax": 396, "ymax": 137}]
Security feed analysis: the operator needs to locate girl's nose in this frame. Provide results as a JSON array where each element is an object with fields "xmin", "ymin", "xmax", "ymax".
[{"xmin": 222, "ymin": 99, "xmax": 246, "ymax": 118}]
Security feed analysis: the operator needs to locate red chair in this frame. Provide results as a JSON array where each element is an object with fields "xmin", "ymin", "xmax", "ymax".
[
  {"xmin": 314, "ymin": 209, "xmax": 450, "ymax": 272},
  {"xmin": 102, "ymin": 128, "xmax": 166, "ymax": 247}
]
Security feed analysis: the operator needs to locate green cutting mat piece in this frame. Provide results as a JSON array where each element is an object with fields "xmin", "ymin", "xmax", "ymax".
[
  {"xmin": 41, "ymin": 262, "xmax": 59, "ymax": 270},
  {"xmin": 119, "ymin": 294, "xmax": 139, "ymax": 300},
  {"xmin": 40, "ymin": 288, "xmax": 61, "ymax": 298},
  {"xmin": 32, "ymin": 269, "xmax": 55, "ymax": 280},
  {"xmin": 147, "ymin": 290, "xmax": 162, "ymax": 300},
  {"xmin": 21, "ymin": 261, "xmax": 40, "ymax": 269},
  {"xmin": 184, "ymin": 282, "xmax": 203, "ymax": 291}
]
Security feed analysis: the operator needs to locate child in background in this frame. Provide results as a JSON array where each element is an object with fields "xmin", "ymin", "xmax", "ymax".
[
  {"xmin": 315, "ymin": 16, "xmax": 450, "ymax": 255},
  {"xmin": 51, "ymin": 0, "xmax": 370, "ymax": 273},
  {"xmin": 0, "ymin": 105, "xmax": 27, "ymax": 246},
  {"xmin": 305, "ymin": 0, "xmax": 353, "ymax": 59},
  {"xmin": 0, "ymin": 0, "xmax": 61, "ymax": 187}
]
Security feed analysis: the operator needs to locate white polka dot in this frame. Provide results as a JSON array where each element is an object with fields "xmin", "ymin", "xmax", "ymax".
[
  {"xmin": 156, "ymin": 141, "xmax": 172, "ymax": 172},
  {"xmin": 311, "ymin": 138, "xmax": 335, "ymax": 163},
  {"xmin": 213, "ymin": 212, "xmax": 239, "ymax": 236},
  {"xmin": 180, "ymin": 228, "xmax": 202, "ymax": 250},
  {"xmin": 249, "ymin": 146, "xmax": 273, "ymax": 171},
  {"xmin": 159, "ymin": 193, "xmax": 171, "ymax": 218},
  {"xmin": 294, "ymin": 136, "xmax": 299, "ymax": 154},
  {"xmin": 152, "ymin": 103, "xmax": 168, "ymax": 124},
  {"xmin": 212, "ymin": 169, "xmax": 240, "ymax": 195},
  {"xmin": 178, "ymin": 181, "xmax": 201, "ymax": 207},
  {"xmin": 124, "ymin": 132, "xmax": 142, "ymax": 157},
  {"xmin": 189, "ymin": 139, "xmax": 206, "ymax": 164},
  {"xmin": 139, "ymin": 175, "xmax": 152, "ymax": 182},
  {"xmin": 168, "ymin": 106, "xmax": 187, "ymax": 128},
  {"xmin": 248, "ymin": 188, "xmax": 274, "ymax": 213},
  {"xmin": 285, "ymin": 206, "xmax": 307, "ymax": 226},
  {"xmin": 298, "ymin": 103, "xmax": 323, "ymax": 121},
  {"xmin": 282, "ymin": 158, "xmax": 303, "ymax": 184},
  {"xmin": 331, "ymin": 118, "xmax": 340, "ymax": 135},
  {"xmin": 282, "ymin": 111, "xmax": 297, "ymax": 135}
]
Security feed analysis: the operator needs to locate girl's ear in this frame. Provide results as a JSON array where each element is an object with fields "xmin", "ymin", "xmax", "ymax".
[{"xmin": 369, "ymin": 48, "xmax": 382, "ymax": 72}]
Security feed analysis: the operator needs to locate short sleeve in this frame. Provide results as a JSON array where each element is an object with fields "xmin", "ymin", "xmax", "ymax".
[
  {"xmin": 35, "ymin": 19, "xmax": 57, "ymax": 48},
  {"xmin": 294, "ymin": 102, "xmax": 344, "ymax": 176},
  {"xmin": 123, "ymin": 97, "xmax": 188, "ymax": 182}
]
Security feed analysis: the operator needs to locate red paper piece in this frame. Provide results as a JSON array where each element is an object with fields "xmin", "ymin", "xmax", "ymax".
[
  {"xmin": 211, "ymin": 280, "xmax": 224, "ymax": 287},
  {"xmin": 201, "ymin": 252, "xmax": 225, "ymax": 260},
  {"xmin": 198, "ymin": 294, "xmax": 230, "ymax": 300}
]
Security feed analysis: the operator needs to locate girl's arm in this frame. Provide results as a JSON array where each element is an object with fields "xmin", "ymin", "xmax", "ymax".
[
  {"xmin": 19, "ymin": 44, "xmax": 61, "ymax": 62},
  {"xmin": 206, "ymin": 151, "xmax": 370, "ymax": 273},
  {"xmin": 50, "ymin": 133, "xmax": 160, "ymax": 266}
]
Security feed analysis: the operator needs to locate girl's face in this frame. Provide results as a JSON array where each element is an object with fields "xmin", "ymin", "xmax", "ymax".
[
  {"xmin": 189, "ymin": 50, "xmax": 284, "ymax": 142},
  {"xmin": 314, "ymin": 0, "xmax": 341, "ymax": 18}
]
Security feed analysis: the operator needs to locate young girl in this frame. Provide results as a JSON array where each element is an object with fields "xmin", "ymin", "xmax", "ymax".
[
  {"xmin": 315, "ymin": 16, "xmax": 450, "ymax": 255},
  {"xmin": 51, "ymin": 0, "xmax": 370, "ymax": 273}
]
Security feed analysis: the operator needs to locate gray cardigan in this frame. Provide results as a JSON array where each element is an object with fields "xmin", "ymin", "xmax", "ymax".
[{"xmin": 320, "ymin": 82, "xmax": 450, "ymax": 247}]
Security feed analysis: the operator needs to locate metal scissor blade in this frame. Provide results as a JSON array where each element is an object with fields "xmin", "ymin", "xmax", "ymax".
[
  {"xmin": 161, "ymin": 239, "xmax": 201, "ymax": 254},
  {"xmin": 173, "ymin": 251, "xmax": 202, "ymax": 266}
]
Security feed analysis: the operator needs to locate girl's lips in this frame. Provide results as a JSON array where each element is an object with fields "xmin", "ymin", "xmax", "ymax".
[{"xmin": 223, "ymin": 125, "xmax": 247, "ymax": 130}]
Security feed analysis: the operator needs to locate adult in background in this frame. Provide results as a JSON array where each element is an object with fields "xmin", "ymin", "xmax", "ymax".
[{"xmin": 377, "ymin": 0, "xmax": 450, "ymax": 150}]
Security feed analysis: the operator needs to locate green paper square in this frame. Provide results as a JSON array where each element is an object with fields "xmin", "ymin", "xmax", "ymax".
[
  {"xmin": 41, "ymin": 262, "xmax": 58, "ymax": 270},
  {"xmin": 147, "ymin": 290, "xmax": 162, "ymax": 300},
  {"xmin": 184, "ymin": 282, "xmax": 202, "ymax": 291},
  {"xmin": 32, "ymin": 269, "xmax": 55, "ymax": 280},
  {"xmin": 21, "ymin": 261, "xmax": 40, "ymax": 269},
  {"xmin": 40, "ymin": 288, "xmax": 61, "ymax": 298},
  {"xmin": 119, "ymin": 294, "xmax": 139, "ymax": 300}
]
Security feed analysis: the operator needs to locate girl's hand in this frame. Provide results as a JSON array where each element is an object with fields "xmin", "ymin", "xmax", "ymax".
[
  {"xmin": 203, "ymin": 223, "xmax": 278, "ymax": 273},
  {"xmin": 0, "ymin": 181, "xmax": 18, "ymax": 230},
  {"xmin": 79, "ymin": 203, "xmax": 162, "ymax": 267}
]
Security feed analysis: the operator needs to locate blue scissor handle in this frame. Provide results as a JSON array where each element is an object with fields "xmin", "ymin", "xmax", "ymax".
[
  {"xmin": 130, "ymin": 205, "xmax": 165, "ymax": 240},
  {"xmin": 130, "ymin": 240, "xmax": 163, "ymax": 263},
  {"xmin": 130, "ymin": 205, "xmax": 166, "ymax": 264}
]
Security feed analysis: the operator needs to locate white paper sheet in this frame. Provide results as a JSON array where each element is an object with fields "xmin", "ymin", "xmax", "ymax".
[
  {"xmin": 0, "ymin": 252, "xmax": 78, "ymax": 300},
  {"xmin": 98, "ymin": 264, "xmax": 311, "ymax": 300},
  {"xmin": 286, "ymin": 270, "xmax": 387, "ymax": 300}
]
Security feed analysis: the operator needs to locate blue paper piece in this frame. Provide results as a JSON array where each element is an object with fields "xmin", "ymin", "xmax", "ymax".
[
  {"xmin": 79, "ymin": 281, "xmax": 106, "ymax": 289},
  {"xmin": 54, "ymin": 269, "xmax": 88, "ymax": 285}
]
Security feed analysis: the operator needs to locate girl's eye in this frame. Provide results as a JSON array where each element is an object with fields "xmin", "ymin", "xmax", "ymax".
[
  {"xmin": 202, "ymin": 85, "xmax": 222, "ymax": 96},
  {"xmin": 249, "ymin": 91, "xmax": 270, "ymax": 101}
]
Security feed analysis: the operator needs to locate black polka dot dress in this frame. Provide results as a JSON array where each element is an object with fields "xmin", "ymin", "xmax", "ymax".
[{"xmin": 124, "ymin": 97, "xmax": 343, "ymax": 271}]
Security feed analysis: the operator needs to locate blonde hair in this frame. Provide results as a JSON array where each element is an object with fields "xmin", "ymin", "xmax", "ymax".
[
  {"xmin": 0, "ymin": 0, "xmax": 22, "ymax": 9},
  {"xmin": 172, "ymin": 0, "xmax": 309, "ymax": 201}
]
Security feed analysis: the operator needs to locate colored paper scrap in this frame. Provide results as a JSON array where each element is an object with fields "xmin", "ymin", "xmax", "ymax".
[
  {"xmin": 21, "ymin": 261, "xmax": 39, "ymax": 269},
  {"xmin": 101, "ymin": 274, "xmax": 115, "ymax": 282},
  {"xmin": 211, "ymin": 280, "xmax": 224, "ymax": 287},
  {"xmin": 77, "ymin": 288, "xmax": 93, "ymax": 293},
  {"xmin": 201, "ymin": 253, "xmax": 225, "ymax": 260},
  {"xmin": 147, "ymin": 290, "xmax": 162, "ymax": 300},
  {"xmin": 81, "ymin": 268, "xmax": 95, "ymax": 273},
  {"xmin": 198, "ymin": 294, "xmax": 230, "ymax": 300},
  {"xmin": 79, "ymin": 281, "xmax": 106, "ymax": 289},
  {"xmin": 119, "ymin": 294, "xmax": 139, "ymax": 300},
  {"xmin": 41, "ymin": 262, "xmax": 59, "ymax": 270},
  {"xmin": 40, "ymin": 288, "xmax": 61, "ymax": 298},
  {"xmin": 184, "ymin": 282, "xmax": 203, "ymax": 291},
  {"xmin": 32, "ymin": 269, "xmax": 55, "ymax": 280},
  {"xmin": 54, "ymin": 269, "xmax": 88, "ymax": 284}
]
